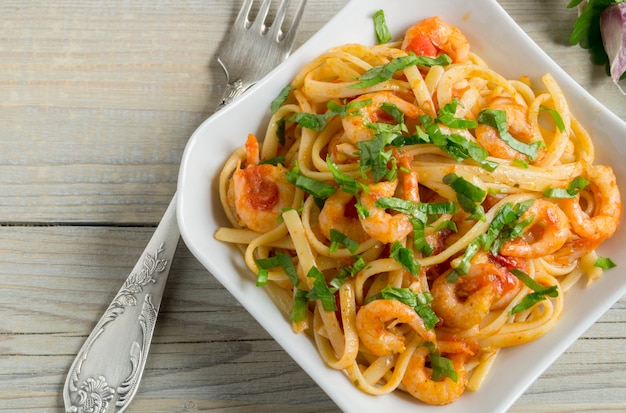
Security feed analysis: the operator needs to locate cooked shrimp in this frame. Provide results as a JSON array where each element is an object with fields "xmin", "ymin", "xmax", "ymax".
[
  {"xmin": 402, "ymin": 346, "xmax": 467, "ymax": 405},
  {"xmin": 355, "ymin": 299, "xmax": 435, "ymax": 356},
  {"xmin": 475, "ymin": 97, "xmax": 545, "ymax": 162},
  {"xmin": 359, "ymin": 180, "xmax": 413, "ymax": 244},
  {"xmin": 318, "ymin": 190, "xmax": 369, "ymax": 243},
  {"xmin": 560, "ymin": 164, "xmax": 621, "ymax": 243},
  {"xmin": 342, "ymin": 91, "xmax": 421, "ymax": 143},
  {"xmin": 431, "ymin": 262, "xmax": 519, "ymax": 330},
  {"xmin": 500, "ymin": 199, "xmax": 570, "ymax": 259},
  {"xmin": 401, "ymin": 16, "xmax": 470, "ymax": 64},
  {"xmin": 229, "ymin": 134, "xmax": 296, "ymax": 233}
]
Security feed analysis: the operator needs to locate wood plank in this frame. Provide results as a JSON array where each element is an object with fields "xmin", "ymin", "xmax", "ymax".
[{"xmin": 2, "ymin": 225, "xmax": 626, "ymax": 411}]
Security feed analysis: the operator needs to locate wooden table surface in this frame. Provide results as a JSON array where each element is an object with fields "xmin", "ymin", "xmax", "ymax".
[{"xmin": 2, "ymin": 1, "xmax": 625, "ymax": 412}]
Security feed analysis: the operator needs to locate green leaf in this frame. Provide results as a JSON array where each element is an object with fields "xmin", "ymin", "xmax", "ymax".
[
  {"xmin": 289, "ymin": 289, "xmax": 309, "ymax": 322},
  {"xmin": 410, "ymin": 217, "xmax": 434, "ymax": 256},
  {"xmin": 357, "ymin": 133, "xmax": 397, "ymax": 182},
  {"xmin": 449, "ymin": 237, "xmax": 483, "ymax": 278},
  {"xmin": 373, "ymin": 9, "xmax": 392, "ymax": 44},
  {"xmin": 365, "ymin": 285, "xmax": 439, "ymax": 329},
  {"xmin": 478, "ymin": 109, "xmax": 544, "ymax": 161},
  {"xmin": 327, "ymin": 157, "xmax": 368, "ymax": 195},
  {"xmin": 306, "ymin": 266, "xmax": 338, "ymax": 312},
  {"xmin": 286, "ymin": 161, "xmax": 337, "ymax": 199},
  {"xmin": 437, "ymin": 99, "xmax": 478, "ymax": 129},
  {"xmin": 329, "ymin": 229, "xmax": 360, "ymax": 254},
  {"xmin": 429, "ymin": 352, "xmax": 459, "ymax": 382},
  {"xmin": 254, "ymin": 251, "xmax": 298, "ymax": 287},
  {"xmin": 509, "ymin": 268, "xmax": 559, "ymax": 315},
  {"xmin": 594, "ymin": 256, "xmax": 617, "ymax": 269},
  {"xmin": 443, "ymin": 173, "xmax": 487, "ymax": 220},
  {"xmin": 287, "ymin": 112, "xmax": 331, "ymax": 132},
  {"xmin": 350, "ymin": 54, "xmax": 451, "ymax": 89},
  {"xmin": 270, "ymin": 84, "xmax": 292, "ymax": 114},
  {"xmin": 390, "ymin": 241, "xmax": 421, "ymax": 278},
  {"xmin": 543, "ymin": 176, "xmax": 590, "ymax": 198},
  {"xmin": 540, "ymin": 105, "xmax": 566, "ymax": 133},
  {"xmin": 420, "ymin": 115, "xmax": 498, "ymax": 171},
  {"xmin": 330, "ymin": 256, "xmax": 366, "ymax": 289}
]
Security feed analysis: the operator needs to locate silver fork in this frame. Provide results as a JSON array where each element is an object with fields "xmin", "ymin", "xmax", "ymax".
[
  {"xmin": 218, "ymin": 0, "xmax": 307, "ymax": 108},
  {"xmin": 62, "ymin": 2, "xmax": 306, "ymax": 412}
]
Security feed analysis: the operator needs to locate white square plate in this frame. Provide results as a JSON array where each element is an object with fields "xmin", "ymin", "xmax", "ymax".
[{"xmin": 177, "ymin": 0, "xmax": 626, "ymax": 411}]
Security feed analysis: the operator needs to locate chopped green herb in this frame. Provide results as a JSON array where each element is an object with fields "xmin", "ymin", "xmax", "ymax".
[
  {"xmin": 447, "ymin": 237, "xmax": 483, "ymax": 281},
  {"xmin": 270, "ymin": 84, "xmax": 293, "ymax": 113},
  {"xmin": 478, "ymin": 109, "xmax": 544, "ymax": 161},
  {"xmin": 357, "ymin": 133, "xmax": 397, "ymax": 182},
  {"xmin": 509, "ymin": 268, "xmax": 559, "ymax": 315},
  {"xmin": 287, "ymin": 112, "xmax": 331, "ymax": 132},
  {"xmin": 373, "ymin": 9, "xmax": 392, "ymax": 44},
  {"xmin": 306, "ymin": 266, "xmax": 338, "ymax": 312},
  {"xmin": 443, "ymin": 173, "xmax": 487, "ymax": 220},
  {"xmin": 437, "ymin": 99, "xmax": 478, "ymax": 129},
  {"xmin": 429, "ymin": 352, "xmax": 459, "ymax": 382},
  {"xmin": 595, "ymin": 256, "xmax": 617, "ymax": 269},
  {"xmin": 390, "ymin": 241, "xmax": 421, "ymax": 278},
  {"xmin": 259, "ymin": 155, "xmax": 286, "ymax": 166},
  {"xmin": 410, "ymin": 217, "xmax": 434, "ymax": 256},
  {"xmin": 255, "ymin": 251, "xmax": 298, "ymax": 287},
  {"xmin": 286, "ymin": 161, "xmax": 337, "ymax": 199},
  {"xmin": 327, "ymin": 157, "xmax": 368, "ymax": 195},
  {"xmin": 365, "ymin": 285, "xmax": 439, "ymax": 329},
  {"xmin": 350, "ymin": 54, "xmax": 451, "ymax": 89},
  {"xmin": 540, "ymin": 105, "xmax": 566, "ymax": 133},
  {"xmin": 289, "ymin": 289, "xmax": 309, "ymax": 322},
  {"xmin": 329, "ymin": 229, "xmax": 360, "ymax": 254},
  {"xmin": 330, "ymin": 256, "xmax": 366, "ymax": 289},
  {"xmin": 543, "ymin": 176, "xmax": 590, "ymax": 198},
  {"xmin": 420, "ymin": 115, "xmax": 498, "ymax": 172}
]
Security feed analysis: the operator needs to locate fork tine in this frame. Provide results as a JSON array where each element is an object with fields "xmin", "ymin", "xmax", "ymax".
[
  {"xmin": 279, "ymin": 0, "xmax": 306, "ymax": 48},
  {"xmin": 234, "ymin": 0, "xmax": 254, "ymax": 29},
  {"xmin": 250, "ymin": 0, "xmax": 273, "ymax": 33},
  {"xmin": 268, "ymin": 0, "xmax": 290, "ymax": 38}
]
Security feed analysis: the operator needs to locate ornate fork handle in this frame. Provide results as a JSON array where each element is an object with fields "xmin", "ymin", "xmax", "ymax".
[{"xmin": 63, "ymin": 195, "xmax": 179, "ymax": 413}]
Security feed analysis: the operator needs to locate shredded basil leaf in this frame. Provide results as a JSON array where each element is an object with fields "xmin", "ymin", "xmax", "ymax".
[
  {"xmin": 306, "ymin": 266, "xmax": 337, "ymax": 312},
  {"xmin": 594, "ymin": 256, "xmax": 617, "ymax": 269},
  {"xmin": 509, "ymin": 268, "xmax": 559, "ymax": 315},
  {"xmin": 539, "ymin": 105, "xmax": 566, "ymax": 133},
  {"xmin": 270, "ymin": 84, "xmax": 292, "ymax": 114},
  {"xmin": 410, "ymin": 217, "xmax": 434, "ymax": 256},
  {"xmin": 429, "ymin": 352, "xmax": 459, "ymax": 382},
  {"xmin": 286, "ymin": 161, "xmax": 337, "ymax": 199},
  {"xmin": 478, "ymin": 109, "xmax": 544, "ymax": 161},
  {"xmin": 437, "ymin": 99, "xmax": 478, "ymax": 129},
  {"xmin": 330, "ymin": 256, "xmax": 366, "ymax": 289},
  {"xmin": 255, "ymin": 251, "xmax": 298, "ymax": 287},
  {"xmin": 390, "ymin": 241, "xmax": 421, "ymax": 278},
  {"xmin": 329, "ymin": 229, "xmax": 360, "ymax": 254},
  {"xmin": 357, "ymin": 133, "xmax": 397, "ymax": 182},
  {"xmin": 420, "ymin": 115, "xmax": 498, "ymax": 172},
  {"xmin": 365, "ymin": 285, "xmax": 439, "ymax": 329},
  {"xmin": 259, "ymin": 155, "xmax": 285, "ymax": 166},
  {"xmin": 373, "ymin": 9, "xmax": 392, "ymax": 44},
  {"xmin": 543, "ymin": 176, "xmax": 590, "ymax": 198},
  {"xmin": 350, "ymin": 54, "xmax": 451, "ymax": 89},
  {"xmin": 443, "ymin": 173, "xmax": 487, "ymax": 221},
  {"xmin": 289, "ymin": 289, "xmax": 309, "ymax": 322},
  {"xmin": 327, "ymin": 157, "xmax": 367, "ymax": 195}
]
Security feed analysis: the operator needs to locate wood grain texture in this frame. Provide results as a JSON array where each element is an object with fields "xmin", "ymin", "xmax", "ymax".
[{"xmin": 1, "ymin": 1, "xmax": 625, "ymax": 412}]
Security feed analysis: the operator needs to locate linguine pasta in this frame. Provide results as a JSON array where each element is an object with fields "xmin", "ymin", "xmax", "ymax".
[{"xmin": 213, "ymin": 15, "xmax": 621, "ymax": 405}]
